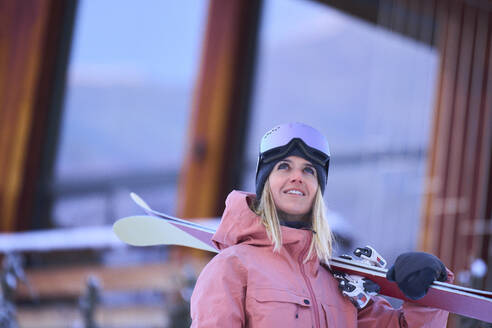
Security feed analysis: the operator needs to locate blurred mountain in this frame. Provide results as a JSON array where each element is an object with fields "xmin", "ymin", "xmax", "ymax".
[
  {"xmin": 247, "ymin": 14, "xmax": 437, "ymax": 158},
  {"xmin": 56, "ymin": 83, "xmax": 192, "ymax": 180}
]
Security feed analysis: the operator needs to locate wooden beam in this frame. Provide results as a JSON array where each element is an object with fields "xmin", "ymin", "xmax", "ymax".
[
  {"xmin": 315, "ymin": 0, "xmax": 380, "ymax": 24},
  {"xmin": 177, "ymin": 0, "xmax": 262, "ymax": 218},
  {"xmin": 316, "ymin": 0, "xmax": 438, "ymax": 47},
  {"xmin": 18, "ymin": 263, "xmax": 173, "ymax": 298},
  {"xmin": 479, "ymin": 10, "xmax": 492, "ymax": 293},
  {"xmin": 0, "ymin": 0, "xmax": 77, "ymax": 231},
  {"xmin": 18, "ymin": 306, "xmax": 167, "ymax": 328},
  {"xmin": 419, "ymin": 0, "xmax": 452, "ymax": 257},
  {"xmin": 16, "ymin": 261, "xmax": 207, "ymax": 299}
]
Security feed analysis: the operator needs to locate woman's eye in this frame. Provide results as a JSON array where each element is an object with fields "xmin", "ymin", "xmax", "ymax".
[
  {"xmin": 304, "ymin": 167, "xmax": 315, "ymax": 175},
  {"xmin": 277, "ymin": 163, "xmax": 289, "ymax": 170}
]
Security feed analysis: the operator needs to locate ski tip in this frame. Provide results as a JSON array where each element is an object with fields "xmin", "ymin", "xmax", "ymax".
[
  {"xmin": 112, "ymin": 215, "xmax": 220, "ymax": 253},
  {"xmin": 113, "ymin": 218, "xmax": 135, "ymax": 246},
  {"xmin": 130, "ymin": 192, "xmax": 152, "ymax": 211},
  {"xmin": 112, "ymin": 216, "xmax": 155, "ymax": 246}
]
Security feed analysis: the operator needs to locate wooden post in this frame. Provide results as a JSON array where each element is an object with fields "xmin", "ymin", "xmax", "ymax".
[
  {"xmin": 177, "ymin": 0, "xmax": 262, "ymax": 219},
  {"xmin": 0, "ymin": 0, "xmax": 77, "ymax": 231}
]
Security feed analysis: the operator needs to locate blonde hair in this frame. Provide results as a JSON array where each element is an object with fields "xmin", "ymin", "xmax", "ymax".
[{"xmin": 253, "ymin": 181, "xmax": 334, "ymax": 263}]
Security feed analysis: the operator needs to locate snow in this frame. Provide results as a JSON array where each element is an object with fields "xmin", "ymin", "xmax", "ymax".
[{"xmin": 0, "ymin": 226, "xmax": 125, "ymax": 253}]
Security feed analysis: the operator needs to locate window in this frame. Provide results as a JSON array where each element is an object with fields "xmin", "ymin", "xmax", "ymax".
[
  {"xmin": 54, "ymin": 0, "xmax": 207, "ymax": 227},
  {"xmin": 243, "ymin": 0, "xmax": 438, "ymax": 259}
]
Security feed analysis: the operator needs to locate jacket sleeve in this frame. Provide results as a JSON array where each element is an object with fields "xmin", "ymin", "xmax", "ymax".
[
  {"xmin": 357, "ymin": 296, "xmax": 449, "ymax": 328},
  {"xmin": 190, "ymin": 251, "xmax": 247, "ymax": 327},
  {"xmin": 357, "ymin": 269, "xmax": 454, "ymax": 328}
]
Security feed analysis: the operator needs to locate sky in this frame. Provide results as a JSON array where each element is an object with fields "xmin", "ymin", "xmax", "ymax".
[
  {"xmin": 69, "ymin": 0, "xmax": 208, "ymax": 86},
  {"xmin": 68, "ymin": 0, "xmax": 353, "ymax": 86}
]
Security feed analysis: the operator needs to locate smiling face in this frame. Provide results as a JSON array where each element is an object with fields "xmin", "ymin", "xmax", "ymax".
[{"xmin": 267, "ymin": 156, "xmax": 318, "ymax": 221}]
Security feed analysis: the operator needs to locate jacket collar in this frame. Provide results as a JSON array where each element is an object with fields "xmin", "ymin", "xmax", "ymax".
[{"xmin": 213, "ymin": 191, "xmax": 320, "ymax": 273}]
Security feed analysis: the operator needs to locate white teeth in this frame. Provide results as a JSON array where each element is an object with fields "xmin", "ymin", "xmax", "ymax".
[{"xmin": 286, "ymin": 190, "xmax": 304, "ymax": 196}]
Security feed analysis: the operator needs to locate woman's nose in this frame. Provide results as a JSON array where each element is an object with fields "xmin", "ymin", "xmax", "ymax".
[{"xmin": 289, "ymin": 169, "xmax": 304, "ymax": 183}]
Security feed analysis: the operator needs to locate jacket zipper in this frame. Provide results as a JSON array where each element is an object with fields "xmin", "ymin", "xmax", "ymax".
[{"xmin": 298, "ymin": 234, "xmax": 321, "ymax": 328}]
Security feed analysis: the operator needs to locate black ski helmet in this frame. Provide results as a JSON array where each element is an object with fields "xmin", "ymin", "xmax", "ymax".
[{"xmin": 255, "ymin": 122, "xmax": 330, "ymax": 199}]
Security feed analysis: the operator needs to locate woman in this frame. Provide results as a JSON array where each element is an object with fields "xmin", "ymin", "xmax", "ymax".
[{"xmin": 191, "ymin": 122, "xmax": 452, "ymax": 327}]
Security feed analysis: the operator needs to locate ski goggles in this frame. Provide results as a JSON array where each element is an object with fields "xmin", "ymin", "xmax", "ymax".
[{"xmin": 258, "ymin": 123, "xmax": 330, "ymax": 167}]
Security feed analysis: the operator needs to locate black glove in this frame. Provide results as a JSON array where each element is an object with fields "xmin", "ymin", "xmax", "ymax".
[{"xmin": 386, "ymin": 252, "xmax": 447, "ymax": 300}]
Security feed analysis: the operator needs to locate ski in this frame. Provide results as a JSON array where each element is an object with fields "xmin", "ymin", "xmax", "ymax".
[{"xmin": 113, "ymin": 194, "xmax": 492, "ymax": 323}]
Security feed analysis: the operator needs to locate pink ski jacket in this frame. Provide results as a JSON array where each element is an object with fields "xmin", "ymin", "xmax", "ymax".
[{"xmin": 191, "ymin": 190, "xmax": 452, "ymax": 327}]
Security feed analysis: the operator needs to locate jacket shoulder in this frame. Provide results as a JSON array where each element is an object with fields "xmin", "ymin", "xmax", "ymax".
[
  {"xmin": 204, "ymin": 245, "xmax": 249, "ymax": 270},
  {"xmin": 211, "ymin": 243, "xmax": 256, "ymax": 264},
  {"xmin": 202, "ymin": 244, "xmax": 262, "ymax": 276}
]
